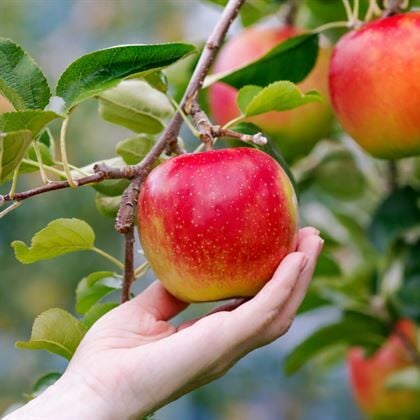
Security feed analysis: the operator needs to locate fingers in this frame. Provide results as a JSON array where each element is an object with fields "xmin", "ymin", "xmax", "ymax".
[
  {"xmin": 228, "ymin": 251, "xmax": 309, "ymax": 346},
  {"xmin": 177, "ymin": 298, "xmax": 248, "ymax": 331},
  {"xmin": 128, "ymin": 281, "xmax": 189, "ymax": 321},
  {"xmin": 278, "ymin": 233, "xmax": 323, "ymax": 323}
]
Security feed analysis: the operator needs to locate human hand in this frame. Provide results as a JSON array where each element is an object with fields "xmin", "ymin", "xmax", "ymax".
[{"xmin": 7, "ymin": 227, "xmax": 323, "ymax": 420}]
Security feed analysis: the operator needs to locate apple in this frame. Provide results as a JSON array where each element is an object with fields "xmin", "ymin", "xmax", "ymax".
[
  {"xmin": 329, "ymin": 12, "xmax": 420, "ymax": 159},
  {"xmin": 137, "ymin": 147, "xmax": 299, "ymax": 302},
  {"xmin": 0, "ymin": 95, "xmax": 14, "ymax": 113},
  {"xmin": 348, "ymin": 320, "xmax": 420, "ymax": 418},
  {"xmin": 208, "ymin": 26, "xmax": 334, "ymax": 162}
]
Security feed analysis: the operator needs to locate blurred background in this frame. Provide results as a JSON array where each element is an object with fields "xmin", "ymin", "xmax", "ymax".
[{"xmin": 2, "ymin": 0, "xmax": 413, "ymax": 418}]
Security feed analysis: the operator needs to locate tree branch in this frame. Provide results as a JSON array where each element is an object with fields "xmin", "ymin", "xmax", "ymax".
[
  {"xmin": 189, "ymin": 100, "xmax": 267, "ymax": 148},
  {"xmin": 121, "ymin": 227, "xmax": 135, "ymax": 303}
]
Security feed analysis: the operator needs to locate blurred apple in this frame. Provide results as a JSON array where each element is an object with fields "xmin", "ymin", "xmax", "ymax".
[{"xmin": 209, "ymin": 26, "xmax": 334, "ymax": 162}]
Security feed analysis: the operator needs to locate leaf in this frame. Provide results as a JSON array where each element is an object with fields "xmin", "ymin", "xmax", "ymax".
[
  {"xmin": 205, "ymin": 33, "xmax": 319, "ymax": 89},
  {"xmin": 16, "ymin": 308, "xmax": 86, "ymax": 359},
  {"xmin": 0, "ymin": 38, "xmax": 51, "ymax": 110},
  {"xmin": 0, "ymin": 129, "xmax": 32, "ymax": 183},
  {"xmin": 56, "ymin": 43, "xmax": 196, "ymax": 110},
  {"xmin": 116, "ymin": 134, "xmax": 155, "ymax": 164},
  {"xmin": 284, "ymin": 312, "xmax": 389, "ymax": 375},
  {"xmin": 237, "ymin": 85, "xmax": 262, "ymax": 114},
  {"xmin": 0, "ymin": 110, "xmax": 61, "ymax": 136},
  {"xmin": 98, "ymin": 80, "xmax": 173, "ymax": 134},
  {"xmin": 238, "ymin": 81, "xmax": 322, "ymax": 117},
  {"xmin": 143, "ymin": 71, "xmax": 168, "ymax": 93},
  {"xmin": 76, "ymin": 271, "xmax": 122, "ymax": 314},
  {"xmin": 368, "ymin": 187, "xmax": 420, "ymax": 253},
  {"xmin": 387, "ymin": 367, "xmax": 420, "ymax": 391},
  {"xmin": 95, "ymin": 194, "xmax": 122, "ymax": 219},
  {"xmin": 93, "ymin": 179, "xmax": 130, "ymax": 197},
  {"xmin": 11, "ymin": 218, "xmax": 95, "ymax": 264},
  {"xmin": 31, "ymin": 372, "xmax": 62, "ymax": 398},
  {"xmin": 82, "ymin": 302, "xmax": 118, "ymax": 329}
]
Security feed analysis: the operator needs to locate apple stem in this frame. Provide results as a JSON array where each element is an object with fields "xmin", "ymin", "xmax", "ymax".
[
  {"xmin": 382, "ymin": 0, "xmax": 408, "ymax": 16},
  {"xmin": 394, "ymin": 328, "xmax": 420, "ymax": 366},
  {"xmin": 387, "ymin": 161, "xmax": 398, "ymax": 192},
  {"xmin": 282, "ymin": 0, "xmax": 298, "ymax": 26}
]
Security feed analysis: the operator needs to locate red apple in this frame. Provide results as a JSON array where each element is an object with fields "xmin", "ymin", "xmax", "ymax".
[
  {"xmin": 348, "ymin": 320, "xmax": 420, "ymax": 418},
  {"xmin": 329, "ymin": 12, "xmax": 420, "ymax": 159},
  {"xmin": 0, "ymin": 95, "xmax": 14, "ymax": 113},
  {"xmin": 137, "ymin": 148, "xmax": 298, "ymax": 302},
  {"xmin": 208, "ymin": 26, "xmax": 334, "ymax": 162}
]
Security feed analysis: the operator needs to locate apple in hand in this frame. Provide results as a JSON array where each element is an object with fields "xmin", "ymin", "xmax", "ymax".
[
  {"xmin": 208, "ymin": 26, "xmax": 334, "ymax": 162},
  {"xmin": 137, "ymin": 148, "xmax": 298, "ymax": 302},
  {"xmin": 329, "ymin": 12, "xmax": 420, "ymax": 159},
  {"xmin": 348, "ymin": 320, "xmax": 420, "ymax": 418}
]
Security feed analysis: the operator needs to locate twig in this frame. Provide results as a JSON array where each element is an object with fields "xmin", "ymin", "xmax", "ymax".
[
  {"xmin": 383, "ymin": 0, "xmax": 406, "ymax": 16},
  {"xmin": 115, "ymin": 177, "xmax": 142, "ymax": 234},
  {"xmin": 395, "ymin": 328, "xmax": 420, "ymax": 366},
  {"xmin": 283, "ymin": 0, "xmax": 298, "ymax": 26},
  {"xmin": 189, "ymin": 100, "xmax": 267, "ymax": 148},
  {"xmin": 121, "ymin": 227, "xmax": 135, "ymax": 303}
]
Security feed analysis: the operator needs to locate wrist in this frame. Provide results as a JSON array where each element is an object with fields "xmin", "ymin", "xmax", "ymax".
[{"xmin": 5, "ymin": 373, "xmax": 116, "ymax": 420}]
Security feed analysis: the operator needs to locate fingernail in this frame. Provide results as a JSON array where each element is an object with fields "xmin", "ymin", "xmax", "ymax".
[
  {"xmin": 318, "ymin": 238, "xmax": 325, "ymax": 252},
  {"xmin": 300, "ymin": 255, "xmax": 309, "ymax": 272}
]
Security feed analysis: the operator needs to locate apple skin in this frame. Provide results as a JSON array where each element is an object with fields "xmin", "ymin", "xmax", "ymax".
[
  {"xmin": 329, "ymin": 12, "xmax": 420, "ymax": 159},
  {"xmin": 208, "ymin": 26, "xmax": 334, "ymax": 162},
  {"xmin": 0, "ymin": 95, "xmax": 14, "ymax": 113},
  {"xmin": 137, "ymin": 148, "xmax": 299, "ymax": 302},
  {"xmin": 348, "ymin": 320, "xmax": 420, "ymax": 418}
]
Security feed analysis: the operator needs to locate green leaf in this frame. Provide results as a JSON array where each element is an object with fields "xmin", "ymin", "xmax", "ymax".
[
  {"xmin": 116, "ymin": 134, "xmax": 155, "ymax": 164},
  {"xmin": 143, "ymin": 71, "xmax": 168, "ymax": 93},
  {"xmin": 98, "ymin": 80, "xmax": 173, "ymax": 134},
  {"xmin": 16, "ymin": 308, "xmax": 86, "ymax": 359},
  {"xmin": 387, "ymin": 367, "xmax": 420, "ymax": 391},
  {"xmin": 368, "ymin": 187, "xmax": 420, "ymax": 253},
  {"xmin": 205, "ymin": 33, "xmax": 319, "ymax": 89},
  {"xmin": 284, "ymin": 312, "xmax": 389, "ymax": 375},
  {"xmin": 237, "ymin": 85, "xmax": 262, "ymax": 114},
  {"xmin": 95, "ymin": 193, "xmax": 122, "ymax": 219},
  {"xmin": 82, "ymin": 302, "xmax": 118, "ymax": 329},
  {"xmin": 0, "ymin": 38, "xmax": 51, "ymax": 110},
  {"xmin": 31, "ymin": 372, "xmax": 62, "ymax": 398},
  {"xmin": 11, "ymin": 218, "xmax": 95, "ymax": 264},
  {"xmin": 93, "ymin": 179, "xmax": 130, "ymax": 197},
  {"xmin": 0, "ymin": 110, "xmax": 61, "ymax": 136},
  {"xmin": 239, "ymin": 81, "xmax": 322, "ymax": 117},
  {"xmin": 56, "ymin": 43, "xmax": 196, "ymax": 110},
  {"xmin": 76, "ymin": 271, "xmax": 122, "ymax": 314},
  {"xmin": 0, "ymin": 129, "xmax": 32, "ymax": 183}
]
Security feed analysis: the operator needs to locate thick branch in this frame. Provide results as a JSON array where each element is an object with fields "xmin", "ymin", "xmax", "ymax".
[
  {"xmin": 121, "ymin": 228, "xmax": 135, "ymax": 303},
  {"xmin": 116, "ymin": 177, "xmax": 142, "ymax": 234}
]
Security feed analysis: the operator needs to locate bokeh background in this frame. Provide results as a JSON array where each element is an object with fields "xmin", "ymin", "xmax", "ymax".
[{"xmin": 0, "ymin": 1, "xmax": 384, "ymax": 418}]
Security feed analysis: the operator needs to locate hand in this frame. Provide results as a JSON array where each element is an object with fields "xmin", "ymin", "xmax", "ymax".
[{"xmin": 7, "ymin": 227, "xmax": 323, "ymax": 420}]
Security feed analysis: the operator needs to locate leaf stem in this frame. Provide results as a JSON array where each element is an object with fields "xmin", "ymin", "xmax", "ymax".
[
  {"xmin": 0, "ymin": 201, "xmax": 22, "ymax": 218},
  {"xmin": 222, "ymin": 115, "xmax": 245, "ymax": 130},
  {"xmin": 21, "ymin": 159, "xmax": 66, "ymax": 178},
  {"xmin": 353, "ymin": 0, "xmax": 360, "ymax": 21},
  {"xmin": 167, "ymin": 95, "xmax": 201, "ymax": 138},
  {"xmin": 33, "ymin": 140, "xmax": 49, "ymax": 184},
  {"xmin": 60, "ymin": 116, "xmax": 78, "ymax": 188},
  {"xmin": 54, "ymin": 161, "xmax": 90, "ymax": 177},
  {"xmin": 313, "ymin": 21, "xmax": 351, "ymax": 33},
  {"xmin": 9, "ymin": 163, "xmax": 21, "ymax": 200},
  {"xmin": 134, "ymin": 261, "xmax": 150, "ymax": 278},
  {"xmin": 92, "ymin": 247, "xmax": 124, "ymax": 270},
  {"xmin": 342, "ymin": 0, "xmax": 354, "ymax": 23}
]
